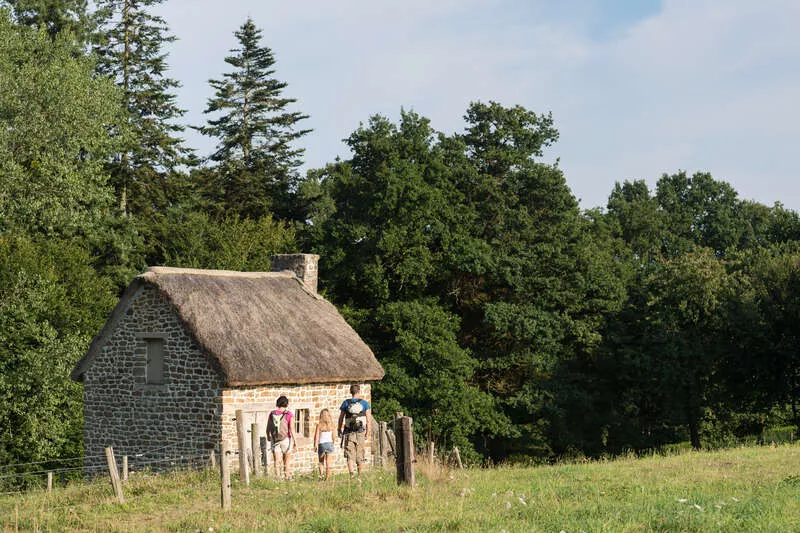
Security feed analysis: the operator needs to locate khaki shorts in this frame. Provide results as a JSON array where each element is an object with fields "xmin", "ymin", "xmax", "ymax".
[
  {"xmin": 344, "ymin": 431, "xmax": 366, "ymax": 462},
  {"xmin": 271, "ymin": 437, "xmax": 293, "ymax": 454}
]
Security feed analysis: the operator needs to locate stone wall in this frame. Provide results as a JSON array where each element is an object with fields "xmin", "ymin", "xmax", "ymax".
[{"xmin": 82, "ymin": 285, "xmax": 224, "ymax": 472}]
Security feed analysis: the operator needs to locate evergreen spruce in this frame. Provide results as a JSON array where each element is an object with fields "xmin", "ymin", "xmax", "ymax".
[
  {"xmin": 197, "ymin": 17, "xmax": 311, "ymax": 221},
  {"xmin": 2, "ymin": 0, "xmax": 97, "ymax": 42},
  {"xmin": 94, "ymin": 0, "xmax": 192, "ymax": 217}
]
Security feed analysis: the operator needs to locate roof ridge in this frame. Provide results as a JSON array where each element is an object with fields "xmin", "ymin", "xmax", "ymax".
[{"xmin": 140, "ymin": 267, "xmax": 294, "ymax": 279}]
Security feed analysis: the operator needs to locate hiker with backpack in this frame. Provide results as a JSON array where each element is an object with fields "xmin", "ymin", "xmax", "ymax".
[
  {"xmin": 267, "ymin": 395, "xmax": 296, "ymax": 480},
  {"xmin": 337, "ymin": 384, "xmax": 372, "ymax": 478}
]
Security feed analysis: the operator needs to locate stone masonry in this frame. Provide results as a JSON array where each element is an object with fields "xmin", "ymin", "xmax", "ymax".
[
  {"xmin": 270, "ymin": 254, "xmax": 319, "ymax": 294},
  {"xmin": 82, "ymin": 284, "xmax": 372, "ymax": 475},
  {"xmin": 82, "ymin": 285, "xmax": 224, "ymax": 473}
]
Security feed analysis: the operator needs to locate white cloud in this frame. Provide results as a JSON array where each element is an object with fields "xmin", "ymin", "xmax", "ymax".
[
  {"xmin": 155, "ymin": 0, "xmax": 800, "ymax": 210},
  {"xmin": 553, "ymin": 0, "xmax": 800, "ymax": 207}
]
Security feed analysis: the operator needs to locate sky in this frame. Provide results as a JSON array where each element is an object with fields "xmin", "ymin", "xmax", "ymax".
[{"xmin": 153, "ymin": 0, "xmax": 800, "ymax": 212}]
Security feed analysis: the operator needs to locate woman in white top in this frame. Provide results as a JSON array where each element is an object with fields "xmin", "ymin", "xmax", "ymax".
[{"xmin": 313, "ymin": 408, "xmax": 335, "ymax": 480}]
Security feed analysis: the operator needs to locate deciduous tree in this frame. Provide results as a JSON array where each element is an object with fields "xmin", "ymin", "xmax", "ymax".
[
  {"xmin": 0, "ymin": 235, "xmax": 116, "ymax": 482},
  {"xmin": 0, "ymin": 13, "xmax": 136, "ymax": 283}
]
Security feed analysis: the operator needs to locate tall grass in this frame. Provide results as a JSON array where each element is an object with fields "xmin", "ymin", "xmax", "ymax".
[{"xmin": 1, "ymin": 443, "xmax": 799, "ymax": 532}]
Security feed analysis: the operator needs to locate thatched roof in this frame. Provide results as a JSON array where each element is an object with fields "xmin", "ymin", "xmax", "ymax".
[{"xmin": 71, "ymin": 267, "xmax": 384, "ymax": 386}]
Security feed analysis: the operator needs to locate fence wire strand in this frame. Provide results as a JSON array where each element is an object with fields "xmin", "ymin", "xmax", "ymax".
[
  {"xmin": 0, "ymin": 453, "xmax": 108, "ymax": 470},
  {"xmin": 0, "ymin": 435, "xmax": 212, "ymax": 490}
]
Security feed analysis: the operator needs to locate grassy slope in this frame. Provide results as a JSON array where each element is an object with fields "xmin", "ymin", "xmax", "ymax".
[{"xmin": 1, "ymin": 444, "xmax": 799, "ymax": 532}]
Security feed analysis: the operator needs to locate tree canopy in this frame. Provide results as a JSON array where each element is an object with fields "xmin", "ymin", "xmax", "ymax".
[{"xmin": 1, "ymin": 4, "xmax": 800, "ymax": 476}]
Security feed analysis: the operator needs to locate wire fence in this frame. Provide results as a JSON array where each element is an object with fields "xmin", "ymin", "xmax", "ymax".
[
  {"xmin": 0, "ymin": 420, "xmax": 405, "ymax": 507},
  {"xmin": 0, "ymin": 418, "xmax": 435, "ymax": 531},
  {"xmin": 0, "ymin": 435, "xmax": 217, "ymax": 493}
]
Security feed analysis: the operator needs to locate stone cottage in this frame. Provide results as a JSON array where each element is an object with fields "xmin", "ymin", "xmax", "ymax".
[{"xmin": 70, "ymin": 254, "xmax": 384, "ymax": 475}]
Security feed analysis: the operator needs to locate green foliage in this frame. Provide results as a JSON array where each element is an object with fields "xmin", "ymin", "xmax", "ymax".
[
  {"xmin": 0, "ymin": 235, "xmax": 116, "ymax": 481},
  {"xmin": 448, "ymin": 103, "xmax": 627, "ymax": 459},
  {"xmin": 372, "ymin": 299, "xmax": 499, "ymax": 458},
  {"xmin": 2, "ymin": 0, "xmax": 97, "ymax": 42},
  {"xmin": 310, "ymin": 110, "xmax": 492, "ymax": 456},
  {"xmin": 606, "ymin": 179, "xmax": 665, "ymax": 261},
  {"xmin": 655, "ymin": 171, "xmax": 744, "ymax": 256},
  {"xmin": 0, "ymin": 12, "xmax": 139, "ymax": 285},
  {"xmin": 0, "ymin": 13, "xmax": 127, "ymax": 239},
  {"xmin": 600, "ymin": 172, "xmax": 800, "ymax": 453},
  {"xmin": 597, "ymin": 250, "xmax": 735, "ymax": 451},
  {"xmin": 735, "ymin": 246, "xmax": 800, "ymax": 427},
  {"xmin": 146, "ymin": 209, "xmax": 297, "ymax": 271},
  {"xmin": 608, "ymin": 172, "xmax": 800, "ymax": 261},
  {"xmin": 308, "ymin": 103, "xmax": 627, "ymax": 460},
  {"xmin": 646, "ymin": 250, "xmax": 731, "ymax": 448},
  {"xmin": 311, "ymin": 110, "xmax": 458, "ymax": 306},
  {"xmin": 196, "ymin": 18, "xmax": 311, "ymax": 221}
]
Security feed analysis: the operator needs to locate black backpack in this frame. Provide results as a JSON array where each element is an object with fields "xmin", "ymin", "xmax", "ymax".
[{"xmin": 344, "ymin": 399, "xmax": 366, "ymax": 432}]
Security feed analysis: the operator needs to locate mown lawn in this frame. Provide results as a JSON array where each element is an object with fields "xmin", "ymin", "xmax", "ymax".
[{"xmin": 2, "ymin": 444, "xmax": 799, "ymax": 532}]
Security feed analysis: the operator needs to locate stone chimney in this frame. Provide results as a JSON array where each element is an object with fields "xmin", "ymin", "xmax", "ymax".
[{"xmin": 270, "ymin": 254, "xmax": 319, "ymax": 293}]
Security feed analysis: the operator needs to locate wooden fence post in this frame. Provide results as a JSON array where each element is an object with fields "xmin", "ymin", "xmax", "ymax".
[
  {"xmin": 235, "ymin": 409, "xmax": 249, "ymax": 485},
  {"xmin": 370, "ymin": 419, "xmax": 377, "ymax": 466},
  {"xmin": 209, "ymin": 450, "xmax": 216, "ymax": 470},
  {"xmin": 376, "ymin": 421, "xmax": 388, "ymax": 466},
  {"xmin": 47, "ymin": 472, "xmax": 53, "ymax": 492},
  {"xmin": 383, "ymin": 422, "xmax": 391, "ymax": 465},
  {"xmin": 392, "ymin": 411, "xmax": 403, "ymax": 471},
  {"xmin": 449, "ymin": 447, "xmax": 463, "ymax": 469},
  {"xmin": 105, "ymin": 446, "xmax": 125, "ymax": 503},
  {"xmin": 122, "ymin": 456, "xmax": 128, "ymax": 482},
  {"xmin": 385, "ymin": 426, "xmax": 396, "ymax": 458},
  {"xmin": 394, "ymin": 416, "xmax": 415, "ymax": 487},
  {"xmin": 220, "ymin": 442, "xmax": 231, "ymax": 511},
  {"xmin": 260, "ymin": 437, "xmax": 269, "ymax": 476},
  {"xmin": 370, "ymin": 418, "xmax": 381, "ymax": 467},
  {"xmin": 251, "ymin": 423, "xmax": 262, "ymax": 477}
]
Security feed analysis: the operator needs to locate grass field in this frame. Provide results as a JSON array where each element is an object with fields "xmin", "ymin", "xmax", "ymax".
[{"xmin": 2, "ymin": 444, "xmax": 799, "ymax": 532}]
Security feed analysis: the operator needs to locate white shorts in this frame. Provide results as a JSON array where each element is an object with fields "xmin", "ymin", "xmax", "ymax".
[{"xmin": 271, "ymin": 437, "xmax": 293, "ymax": 454}]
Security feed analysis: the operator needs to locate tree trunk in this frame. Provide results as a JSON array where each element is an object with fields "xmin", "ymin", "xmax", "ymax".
[{"xmin": 686, "ymin": 398, "xmax": 702, "ymax": 450}]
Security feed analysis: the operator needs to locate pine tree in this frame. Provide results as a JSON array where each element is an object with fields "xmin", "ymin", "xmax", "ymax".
[
  {"xmin": 197, "ymin": 17, "xmax": 311, "ymax": 221},
  {"xmin": 2, "ymin": 0, "xmax": 97, "ymax": 42},
  {"xmin": 94, "ymin": 0, "xmax": 192, "ymax": 217}
]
